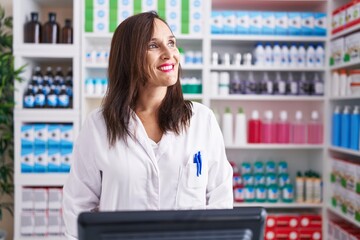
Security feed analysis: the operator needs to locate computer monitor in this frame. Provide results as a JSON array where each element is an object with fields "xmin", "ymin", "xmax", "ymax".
[{"xmin": 78, "ymin": 207, "xmax": 266, "ymax": 240}]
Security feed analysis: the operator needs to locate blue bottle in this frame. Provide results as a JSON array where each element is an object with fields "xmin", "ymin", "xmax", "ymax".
[
  {"xmin": 350, "ymin": 106, "xmax": 360, "ymax": 150},
  {"xmin": 341, "ymin": 106, "xmax": 351, "ymax": 149},
  {"xmin": 332, "ymin": 106, "xmax": 341, "ymax": 147}
]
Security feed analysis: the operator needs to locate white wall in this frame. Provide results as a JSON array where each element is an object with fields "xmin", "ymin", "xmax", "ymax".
[{"xmin": 0, "ymin": 1, "xmax": 14, "ymax": 239}]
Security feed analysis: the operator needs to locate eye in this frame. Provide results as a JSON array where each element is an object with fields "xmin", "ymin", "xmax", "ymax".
[
  {"xmin": 148, "ymin": 42, "xmax": 158, "ymax": 49},
  {"xmin": 168, "ymin": 40, "xmax": 176, "ymax": 48}
]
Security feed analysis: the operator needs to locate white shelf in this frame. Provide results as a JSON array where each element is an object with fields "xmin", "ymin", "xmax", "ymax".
[
  {"xmin": 328, "ymin": 146, "xmax": 360, "ymax": 157},
  {"xmin": 211, "ymin": 95, "xmax": 324, "ymax": 101},
  {"xmin": 226, "ymin": 144, "xmax": 324, "ymax": 150},
  {"xmin": 14, "ymin": 44, "xmax": 78, "ymax": 58},
  {"xmin": 210, "ymin": 65, "xmax": 325, "ymax": 72},
  {"xmin": 327, "ymin": 205, "xmax": 360, "ymax": 228},
  {"xmin": 211, "ymin": 35, "xmax": 327, "ymax": 42},
  {"xmin": 329, "ymin": 96, "xmax": 360, "ymax": 100},
  {"xmin": 85, "ymin": 94, "xmax": 105, "ymax": 100},
  {"xmin": 16, "ymin": 236, "xmax": 66, "ymax": 240},
  {"xmin": 14, "ymin": 109, "xmax": 79, "ymax": 122},
  {"xmin": 182, "ymin": 65, "xmax": 203, "ymax": 70},
  {"xmin": 15, "ymin": 174, "xmax": 69, "ymax": 186},
  {"xmin": 184, "ymin": 94, "xmax": 203, "ymax": 100},
  {"xmin": 331, "ymin": 23, "xmax": 360, "ymax": 40},
  {"xmin": 330, "ymin": 60, "xmax": 360, "ymax": 70},
  {"xmin": 83, "ymin": 32, "xmax": 203, "ymax": 40},
  {"xmin": 84, "ymin": 63, "xmax": 203, "ymax": 70},
  {"xmin": 234, "ymin": 202, "xmax": 323, "ymax": 209}
]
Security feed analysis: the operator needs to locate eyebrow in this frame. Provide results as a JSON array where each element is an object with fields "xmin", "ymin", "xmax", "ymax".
[{"xmin": 150, "ymin": 36, "xmax": 176, "ymax": 41}]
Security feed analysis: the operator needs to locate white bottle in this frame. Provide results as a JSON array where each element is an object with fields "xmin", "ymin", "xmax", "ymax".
[
  {"xmin": 306, "ymin": 44, "xmax": 316, "ymax": 68},
  {"xmin": 275, "ymin": 72, "xmax": 286, "ymax": 95},
  {"xmin": 273, "ymin": 43, "xmax": 282, "ymax": 66},
  {"xmin": 315, "ymin": 44, "xmax": 325, "ymax": 67},
  {"xmin": 288, "ymin": 72, "xmax": 298, "ymax": 95},
  {"xmin": 298, "ymin": 44, "xmax": 306, "ymax": 67},
  {"xmin": 339, "ymin": 70, "xmax": 347, "ymax": 96},
  {"xmin": 235, "ymin": 107, "xmax": 247, "ymax": 146},
  {"xmin": 332, "ymin": 71, "xmax": 340, "ymax": 97},
  {"xmin": 222, "ymin": 107, "xmax": 233, "ymax": 146},
  {"xmin": 254, "ymin": 43, "xmax": 265, "ymax": 66},
  {"xmin": 289, "ymin": 44, "xmax": 298, "ymax": 67},
  {"xmin": 211, "ymin": 71, "xmax": 219, "ymax": 96},
  {"xmin": 264, "ymin": 43, "xmax": 273, "ymax": 66},
  {"xmin": 263, "ymin": 72, "xmax": 274, "ymax": 95},
  {"xmin": 281, "ymin": 44, "xmax": 289, "ymax": 67},
  {"xmin": 313, "ymin": 73, "xmax": 324, "ymax": 96},
  {"xmin": 219, "ymin": 72, "xmax": 230, "ymax": 96}
]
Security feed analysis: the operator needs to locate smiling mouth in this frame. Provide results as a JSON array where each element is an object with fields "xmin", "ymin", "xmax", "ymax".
[{"xmin": 158, "ymin": 65, "xmax": 175, "ymax": 72}]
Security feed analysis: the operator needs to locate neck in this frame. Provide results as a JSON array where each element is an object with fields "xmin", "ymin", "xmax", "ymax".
[{"xmin": 135, "ymin": 86, "xmax": 167, "ymax": 114}]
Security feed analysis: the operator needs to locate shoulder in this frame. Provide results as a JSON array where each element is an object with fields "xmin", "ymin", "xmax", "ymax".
[
  {"xmin": 81, "ymin": 107, "xmax": 107, "ymax": 136},
  {"xmin": 191, "ymin": 101, "xmax": 213, "ymax": 118}
]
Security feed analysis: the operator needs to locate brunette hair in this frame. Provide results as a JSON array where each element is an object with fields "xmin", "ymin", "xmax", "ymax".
[{"xmin": 102, "ymin": 11, "xmax": 193, "ymax": 147}]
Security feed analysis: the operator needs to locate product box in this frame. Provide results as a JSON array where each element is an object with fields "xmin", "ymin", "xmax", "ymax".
[
  {"xmin": 211, "ymin": 11, "xmax": 223, "ymax": 34},
  {"xmin": 299, "ymin": 228, "xmax": 322, "ymax": 240},
  {"xmin": 276, "ymin": 215, "xmax": 299, "ymax": 228},
  {"xmin": 330, "ymin": 37, "xmax": 345, "ymax": 66},
  {"xmin": 20, "ymin": 211, "xmax": 34, "ymax": 236},
  {"xmin": 93, "ymin": 8, "xmax": 109, "ymax": 33},
  {"xmin": 48, "ymin": 188, "xmax": 63, "ymax": 210},
  {"xmin": 93, "ymin": 0, "xmax": 107, "ymax": 9},
  {"xmin": 345, "ymin": 2, "xmax": 356, "ymax": 26},
  {"xmin": 345, "ymin": 32, "xmax": 360, "ymax": 63},
  {"xmin": 299, "ymin": 215, "xmax": 322, "ymax": 228},
  {"xmin": 34, "ymin": 148, "xmax": 47, "ymax": 173},
  {"xmin": 166, "ymin": 6, "xmax": 181, "ymax": 35},
  {"xmin": 60, "ymin": 124, "xmax": 74, "ymax": 149},
  {"xmin": 264, "ymin": 229, "xmax": 276, "ymax": 240},
  {"xmin": 332, "ymin": 6, "xmax": 345, "ymax": 33},
  {"xmin": 21, "ymin": 124, "xmax": 34, "ymax": 148},
  {"xmin": 314, "ymin": 12, "xmax": 327, "ymax": 36},
  {"xmin": 33, "ymin": 188, "xmax": 48, "ymax": 211},
  {"xmin": 60, "ymin": 147, "xmax": 72, "ymax": 172},
  {"xmin": 275, "ymin": 228, "xmax": 299, "ymax": 239},
  {"xmin": 236, "ymin": 11, "xmax": 249, "ymax": 34},
  {"xmin": 189, "ymin": 0, "xmax": 203, "ymax": 35},
  {"xmin": 22, "ymin": 188, "xmax": 34, "ymax": 210},
  {"xmin": 266, "ymin": 215, "xmax": 277, "ymax": 229},
  {"xmin": 34, "ymin": 124, "xmax": 47, "ymax": 148},
  {"xmin": 288, "ymin": 12, "xmax": 302, "ymax": 35},
  {"xmin": 249, "ymin": 11, "xmax": 262, "ymax": 34},
  {"xmin": 233, "ymin": 187, "xmax": 245, "ymax": 202},
  {"xmin": 262, "ymin": 12, "xmax": 275, "ymax": 35},
  {"xmin": 117, "ymin": 0, "xmax": 133, "ymax": 23},
  {"xmin": 34, "ymin": 211, "xmax": 47, "ymax": 236},
  {"xmin": 356, "ymin": 164, "xmax": 360, "ymax": 194},
  {"xmin": 21, "ymin": 147, "xmax": 34, "ymax": 173},
  {"xmin": 48, "ymin": 211, "xmax": 62, "ymax": 235},
  {"xmin": 223, "ymin": 11, "xmax": 236, "ymax": 34},
  {"xmin": 275, "ymin": 12, "xmax": 288, "ymax": 35},
  {"xmin": 47, "ymin": 124, "xmax": 61, "ymax": 149},
  {"xmin": 47, "ymin": 148, "xmax": 61, "ymax": 172},
  {"xmin": 301, "ymin": 12, "xmax": 314, "ymax": 36},
  {"xmin": 141, "ymin": 0, "xmax": 157, "ymax": 12}
]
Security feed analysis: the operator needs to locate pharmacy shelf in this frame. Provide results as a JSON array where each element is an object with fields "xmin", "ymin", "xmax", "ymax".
[
  {"xmin": 184, "ymin": 94, "xmax": 203, "ymax": 100},
  {"xmin": 327, "ymin": 205, "xmax": 360, "ymax": 228},
  {"xmin": 331, "ymin": 23, "xmax": 360, "ymax": 40},
  {"xmin": 234, "ymin": 202, "xmax": 323, "ymax": 209},
  {"xmin": 328, "ymin": 146, "xmax": 360, "ymax": 157},
  {"xmin": 329, "ymin": 96, "xmax": 360, "ymax": 101},
  {"xmin": 17, "ymin": 237, "xmax": 66, "ymax": 240},
  {"xmin": 14, "ymin": 109, "xmax": 79, "ymax": 122},
  {"xmin": 210, "ymin": 65, "xmax": 325, "ymax": 72},
  {"xmin": 15, "ymin": 174, "xmax": 69, "ymax": 186},
  {"xmin": 211, "ymin": 95, "xmax": 325, "ymax": 101},
  {"xmin": 84, "ymin": 63, "xmax": 203, "ymax": 70},
  {"xmin": 83, "ymin": 32, "xmax": 203, "ymax": 40},
  {"xmin": 85, "ymin": 94, "xmax": 105, "ymax": 99},
  {"xmin": 330, "ymin": 60, "xmax": 360, "ymax": 70},
  {"xmin": 14, "ymin": 44, "xmax": 79, "ymax": 58},
  {"xmin": 211, "ymin": 35, "xmax": 327, "ymax": 42},
  {"xmin": 226, "ymin": 144, "xmax": 324, "ymax": 150}
]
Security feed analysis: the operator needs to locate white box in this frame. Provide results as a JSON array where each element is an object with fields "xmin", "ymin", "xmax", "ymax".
[
  {"xmin": 21, "ymin": 147, "xmax": 34, "ymax": 173},
  {"xmin": 47, "ymin": 148, "xmax": 61, "ymax": 172},
  {"xmin": 20, "ymin": 211, "xmax": 34, "ymax": 236},
  {"xmin": 48, "ymin": 188, "xmax": 63, "ymax": 211},
  {"xmin": 262, "ymin": 12, "xmax": 275, "ymax": 35},
  {"xmin": 166, "ymin": 0, "xmax": 181, "ymax": 35},
  {"xmin": 301, "ymin": 12, "xmax": 314, "ymax": 36},
  {"xmin": 22, "ymin": 188, "xmax": 34, "ymax": 210},
  {"xmin": 94, "ymin": 8, "xmax": 109, "ymax": 33},
  {"xmin": 331, "ymin": 37, "xmax": 345, "ymax": 65},
  {"xmin": 345, "ymin": 2, "xmax": 356, "ymax": 25},
  {"xmin": 34, "ymin": 211, "xmax": 48, "ymax": 236},
  {"xmin": 21, "ymin": 124, "xmax": 34, "ymax": 148},
  {"xmin": 34, "ymin": 148, "xmax": 47, "ymax": 173},
  {"xmin": 47, "ymin": 124, "xmax": 61, "ymax": 148},
  {"xmin": 211, "ymin": 11, "xmax": 223, "ymax": 34},
  {"xmin": 190, "ymin": 0, "xmax": 203, "ymax": 35},
  {"xmin": 314, "ymin": 12, "xmax": 327, "ymax": 36},
  {"xmin": 34, "ymin": 124, "xmax": 47, "ymax": 147},
  {"xmin": 142, "ymin": 0, "xmax": 157, "ymax": 12},
  {"xmin": 93, "ymin": 0, "xmax": 108, "ymax": 9},
  {"xmin": 236, "ymin": 11, "xmax": 249, "ymax": 34},
  {"xmin": 345, "ymin": 32, "xmax": 360, "ymax": 62},
  {"xmin": 288, "ymin": 12, "xmax": 302, "ymax": 35},
  {"xmin": 249, "ymin": 11, "xmax": 262, "ymax": 34},
  {"xmin": 117, "ymin": 0, "xmax": 133, "ymax": 23},
  {"xmin": 48, "ymin": 211, "xmax": 62, "ymax": 235},
  {"xmin": 223, "ymin": 11, "xmax": 236, "ymax": 34},
  {"xmin": 33, "ymin": 188, "xmax": 48, "ymax": 211},
  {"xmin": 275, "ymin": 12, "xmax": 288, "ymax": 35}
]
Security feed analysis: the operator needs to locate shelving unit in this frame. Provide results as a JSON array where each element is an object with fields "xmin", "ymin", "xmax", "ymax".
[
  {"xmin": 235, "ymin": 202, "xmax": 323, "ymax": 209},
  {"xmin": 327, "ymin": 206, "xmax": 360, "ymax": 228}
]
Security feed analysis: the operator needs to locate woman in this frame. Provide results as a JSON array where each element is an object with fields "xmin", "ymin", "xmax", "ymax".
[{"xmin": 63, "ymin": 11, "xmax": 233, "ymax": 239}]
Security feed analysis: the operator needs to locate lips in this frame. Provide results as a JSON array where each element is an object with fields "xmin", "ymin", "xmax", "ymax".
[{"xmin": 158, "ymin": 64, "xmax": 175, "ymax": 72}]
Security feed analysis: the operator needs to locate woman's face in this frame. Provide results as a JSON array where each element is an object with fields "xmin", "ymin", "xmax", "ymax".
[{"xmin": 145, "ymin": 19, "xmax": 180, "ymax": 89}]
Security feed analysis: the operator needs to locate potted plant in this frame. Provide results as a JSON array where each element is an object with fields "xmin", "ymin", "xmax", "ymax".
[{"xmin": 0, "ymin": 4, "xmax": 24, "ymax": 239}]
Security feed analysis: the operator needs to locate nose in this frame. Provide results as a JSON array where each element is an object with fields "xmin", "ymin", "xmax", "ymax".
[{"xmin": 161, "ymin": 46, "xmax": 172, "ymax": 60}]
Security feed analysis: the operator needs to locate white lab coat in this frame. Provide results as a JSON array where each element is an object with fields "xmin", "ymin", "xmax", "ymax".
[{"xmin": 62, "ymin": 102, "xmax": 233, "ymax": 240}]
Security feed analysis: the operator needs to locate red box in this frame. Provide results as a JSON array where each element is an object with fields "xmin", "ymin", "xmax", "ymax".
[
  {"xmin": 266, "ymin": 216, "xmax": 277, "ymax": 229},
  {"xmin": 276, "ymin": 215, "xmax": 299, "ymax": 228},
  {"xmin": 264, "ymin": 229, "xmax": 276, "ymax": 240},
  {"xmin": 275, "ymin": 228, "xmax": 299, "ymax": 240},
  {"xmin": 299, "ymin": 228, "xmax": 322, "ymax": 240},
  {"xmin": 299, "ymin": 215, "xmax": 321, "ymax": 228}
]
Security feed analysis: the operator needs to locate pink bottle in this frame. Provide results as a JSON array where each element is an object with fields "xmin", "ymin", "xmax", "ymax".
[
  {"xmin": 248, "ymin": 110, "xmax": 262, "ymax": 143},
  {"xmin": 262, "ymin": 110, "xmax": 276, "ymax": 143},
  {"xmin": 307, "ymin": 111, "xmax": 323, "ymax": 144},
  {"xmin": 291, "ymin": 110, "xmax": 307, "ymax": 144},
  {"xmin": 276, "ymin": 110, "xmax": 290, "ymax": 144}
]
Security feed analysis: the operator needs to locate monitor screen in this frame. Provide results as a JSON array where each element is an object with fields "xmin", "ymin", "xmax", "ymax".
[{"xmin": 78, "ymin": 207, "xmax": 266, "ymax": 240}]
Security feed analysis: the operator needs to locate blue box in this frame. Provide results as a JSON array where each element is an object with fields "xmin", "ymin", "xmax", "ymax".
[
  {"xmin": 262, "ymin": 12, "xmax": 275, "ymax": 35},
  {"xmin": 48, "ymin": 148, "xmax": 61, "ymax": 172},
  {"xmin": 275, "ymin": 12, "xmax": 288, "ymax": 35},
  {"xmin": 60, "ymin": 125, "xmax": 74, "ymax": 149},
  {"xmin": 211, "ymin": 11, "xmax": 223, "ymax": 34},
  {"xmin": 314, "ymin": 12, "xmax": 327, "ymax": 36},
  {"xmin": 301, "ymin": 12, "xmax": 314, "ymax": 36},
  {"xmin": 60, "ymin": 148, "xmax": 72, "ymax": 172},
  {"xmin": 21, "ymin": 147, "xmax": 34, "ymax": 173},
  {"xmin": 249, "ymin": 11, "xmax": 262, "ymax": 34},
  {"xmin": 34, "ymin": 124, "xmax": 47, "ymax": 148},
  {"xmin": 288, "ymin": 12, "xmax": 302, "ymax": 35},
  {"xmin": 236, "ymin": 11, "xmax": 249, "ymax": 34},
  {"xmin": 34, "ymin": 148, "xmax": 47, "ymax": 173},
  {"xmin": 47, "ymin": 124, "xmax": 61, "ymax": 149},
  {"xmin": 21, "ymin": 125, "xmax": 34, "ymax": 148},
  {"xmin": 223, "ymin": 11, "xmax": 236, "ymax": 34}
]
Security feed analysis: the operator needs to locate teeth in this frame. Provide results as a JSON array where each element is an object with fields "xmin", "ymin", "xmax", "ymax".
[{"xmin": 160, "ymin": 65, "xmax": 173, "ymax": 71}]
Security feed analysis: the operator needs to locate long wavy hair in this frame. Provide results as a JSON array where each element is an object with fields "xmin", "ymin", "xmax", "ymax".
[{"xmin": 102, "ymin": 12, "xmax": 193, "ymax": 147}]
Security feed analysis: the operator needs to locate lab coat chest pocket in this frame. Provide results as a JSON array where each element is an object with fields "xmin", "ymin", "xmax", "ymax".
[{"xmin": 186, "ymin": 151, "xmax": 207, "ymax": 189}]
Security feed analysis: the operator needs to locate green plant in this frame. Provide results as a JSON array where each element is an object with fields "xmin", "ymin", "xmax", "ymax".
[{"xmin": 0, "ymin": 5, "xmax": 24, "ymax": 221}]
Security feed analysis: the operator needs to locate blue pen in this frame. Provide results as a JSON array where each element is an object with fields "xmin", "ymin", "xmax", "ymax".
[
  {"xmin": 193, "ymin": 152, "xmax": 201, "ymax": 177},
  {"xmin": 197, "ymin": 151, "xmax": 202, "ymax": 176}
]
